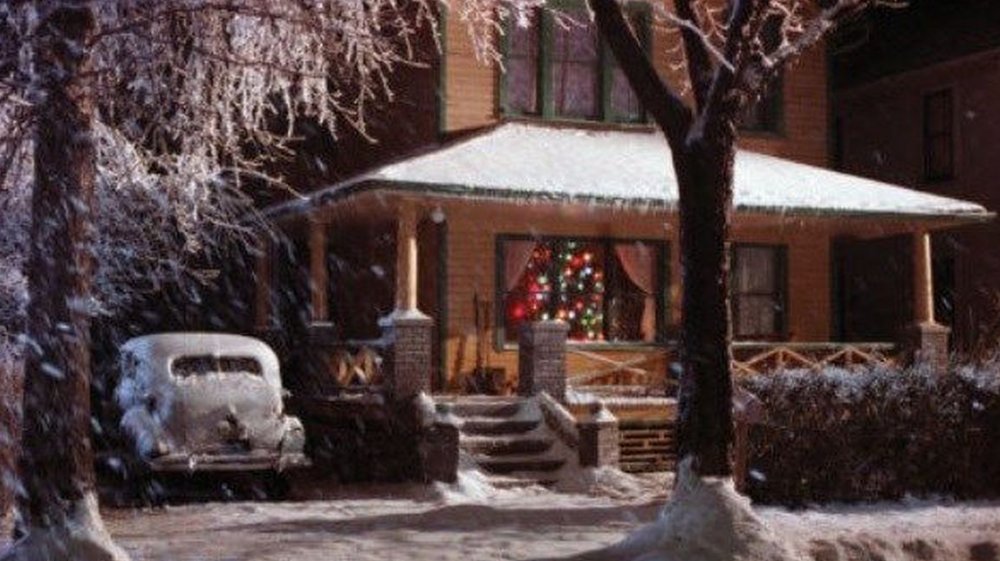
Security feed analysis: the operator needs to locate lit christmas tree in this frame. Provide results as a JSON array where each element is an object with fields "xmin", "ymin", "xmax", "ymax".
[{"xmin": 507, "ymin": 241, "xmax": 605, "ymax": 341}]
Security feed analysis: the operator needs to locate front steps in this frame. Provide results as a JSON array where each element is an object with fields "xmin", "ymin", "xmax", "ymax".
[{"xmin": 443, "ymin": 396, "xmax": 570, "ymax": 488}]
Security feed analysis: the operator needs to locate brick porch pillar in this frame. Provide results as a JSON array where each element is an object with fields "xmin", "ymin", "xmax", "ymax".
[
  {"xmin": 518, "ymin": 320, "xmax": 569, "ymax": 400},
  {"xmin": 381, "ymin": 200, "xmax": 433, "ymax": 401},
  {"xmin": 909, "ymin": 230, "xmax": 950, "ymax": 375}
]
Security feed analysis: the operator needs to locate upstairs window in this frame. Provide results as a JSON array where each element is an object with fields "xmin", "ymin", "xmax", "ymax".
[
  {"xmin": 738, "ymin": 76, "xmax": 783, "ymax": 133},
  {"xmin": 738, "ymin": 15, "xmax": 783, "ymax": 134},
  {"xmin": 731, "ymin": 244, "xmax": 787, "ymax": 340},
  {"xmin": 499, "ymin": 237, "xmax": 665, "ymax": 344},
  {"xmin": 501, "ymin": 5, "xmax": 649, "ymax": 124},
  {"xmin": 923, "ymin": 89, "xmax": 954, "ymax": 181}
]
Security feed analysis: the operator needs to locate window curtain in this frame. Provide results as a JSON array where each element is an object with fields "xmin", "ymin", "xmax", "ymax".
[
  {"xmin": 504, "ymin": 240, "xmax": 539, "ymax": 291},
  {"xmin": 614, "ymin": 243, "xmax": 656, "ymax": 342},
  {"xmin": 733, "ymin": 246, "xmax": 778, "ymax": 338}
]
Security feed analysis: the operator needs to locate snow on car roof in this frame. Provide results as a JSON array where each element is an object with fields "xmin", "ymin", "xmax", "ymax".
[{"xmin": 270, "ymin": 122, "xmax": 991, "ymax": 220}]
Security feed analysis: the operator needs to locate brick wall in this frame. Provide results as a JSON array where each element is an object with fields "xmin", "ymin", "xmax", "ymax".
[{"xmin": 834, "ymin": 48, "xmax": 1000, "ymax": 351}]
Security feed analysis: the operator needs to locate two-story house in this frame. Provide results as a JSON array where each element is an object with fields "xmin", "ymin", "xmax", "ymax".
[
  {"xmin": 832, "ymin": 0, "xmax": 1000, "ymax": 355},
  {"xmin": 254, "ymin": 2, "xmax": 990, "ymax": 399}
]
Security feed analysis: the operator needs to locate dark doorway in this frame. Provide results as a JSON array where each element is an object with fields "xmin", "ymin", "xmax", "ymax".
[{"xmin": 833, "ymin": 235, "xmax": 913, "ymax": 342}]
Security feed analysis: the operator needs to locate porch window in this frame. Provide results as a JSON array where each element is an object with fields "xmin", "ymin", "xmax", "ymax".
[
  {"xmin": 499, "ymin": 236, "xmax": 664, "ymax": 344},
  {"xmin": 923, "ymin": 89, "xmax": 954, "ymax": 181},
  {"xmin": 731, "ymin": 244, "xmax": 787, "ymax": 340},
  {"xmin": 501, "ymin": 5, "xmax": 649, "ymax": 123}
]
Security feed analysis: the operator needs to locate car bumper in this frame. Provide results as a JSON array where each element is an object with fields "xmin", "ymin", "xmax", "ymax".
[{"xmin": 147, "ymin": 451, "xmax": 311, "ymax": 473}]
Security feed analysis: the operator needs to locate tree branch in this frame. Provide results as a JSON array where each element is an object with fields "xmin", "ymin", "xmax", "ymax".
[
  {"xmin": 694, "ymin": 0, "xmax": 760, "ymax": 133},
  {"xmin": 589, "ymin": 0, "xmax": 692, "ymax": 145},
  {"xmin": 674, "ymin": 0, "xmax": 713, "ymax": 110}
]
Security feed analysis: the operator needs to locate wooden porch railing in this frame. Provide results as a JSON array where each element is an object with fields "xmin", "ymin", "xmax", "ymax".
[
  {"xmin": 730, "ymin": 342, "xmax": 898, "ymax": 378},
  {"xmin": 322, "ymin": 339, "xmax": 389, "ymax": 392},
  {"xmin": 566, "ymin": 342, "xmax": 899, "ymax": 392},
  {"xmin": 566, "ymin": 347, "xmax": 666, "ymax": 392}
]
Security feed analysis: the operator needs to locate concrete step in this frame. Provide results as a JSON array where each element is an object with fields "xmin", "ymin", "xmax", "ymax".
[
  {"xmin": 487, "ymin": 473, "xmax": 559, "ymax": 489},
  {"xmin": 474, "ymin": 454, "xmax": 565, "ymax": 475},
  {"xmin": 461, "ymin": 418, "xmax": 540, "ymax": 436},
  {"xmin": 461, "ymin": 435, "xmax": 555, "ymax": 456},
  {"xmin": 449, "ymin": 400, "xmax": 524, "ymax": 419}
]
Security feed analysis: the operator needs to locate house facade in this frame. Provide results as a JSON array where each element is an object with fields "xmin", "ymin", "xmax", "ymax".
[
  {"xmin": 832, "ymin": 0, "xmax": 1000, "ymax": 354},
  {"xmin": 255, "ymin": 2, "xmax": 991, "ymax": 399}
]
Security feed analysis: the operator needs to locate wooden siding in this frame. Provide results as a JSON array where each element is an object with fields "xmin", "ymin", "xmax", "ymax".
[
  {"xmin": 442, "ymin": 2, "xmax": 829, "ymax": 167},
  {"xmin": 436, "ymin": 199, "xmax": 833, "ymax": 390}
]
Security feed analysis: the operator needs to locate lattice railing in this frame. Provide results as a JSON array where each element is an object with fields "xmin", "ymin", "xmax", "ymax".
[
  {"xmin": 566, "ymin": 342, "xmax": 899, "ymax": 392},
  {"xmin": 327, "ymin": 341, "xmax": 387, "ymax": 389},
  {"xmin": 566, "ymin": 347, "xmax": 668, "ymax": 395},
  {"xmin": 731, "ymin": 342, "xmax": 898, "ymax": 378}
]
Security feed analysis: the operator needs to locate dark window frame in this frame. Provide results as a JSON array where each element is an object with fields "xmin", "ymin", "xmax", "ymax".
[
  {"xmin": 499, "ymin": 1, "xmax": 652, "ymax": 125},
  {"xmin": 495, "ymin": 233, "xmax": 669, "ymax": 348},
  {"xmin": 923, "ymin": 88, "xmax": 955, "ymax": 182},
  {"xmin": 730, "ymin": 243, "xmax": 789, "ymax": 341}
]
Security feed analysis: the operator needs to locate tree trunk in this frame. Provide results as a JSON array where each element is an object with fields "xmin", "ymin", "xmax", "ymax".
[
  {"xmin": 672, "ymin": 138, "xmax": 736, "ymax": 478},
  {"xmin": 18, "ymin": 0, "xmax": 100, "ymax": 532}
]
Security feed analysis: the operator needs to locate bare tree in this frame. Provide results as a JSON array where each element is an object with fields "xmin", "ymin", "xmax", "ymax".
[
  {"xmin": 0, "ymin": 0, "xmax": 535, "ymax": 557},
  {"xmin": 586, "ymin": 0, "xmax": 887, "ymax": 479}
]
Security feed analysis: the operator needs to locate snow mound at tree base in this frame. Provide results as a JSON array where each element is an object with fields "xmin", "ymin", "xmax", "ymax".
[
  {"xmin": 0, "ymin": 493, "xmax": 130, "ymax": 561},
  {"xmin": 583, "ymin": 457, "xmax": 797, "ymax": 561}
]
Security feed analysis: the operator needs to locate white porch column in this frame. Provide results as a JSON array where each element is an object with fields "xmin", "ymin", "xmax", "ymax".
[
  {"xmin": 910, "ymin": 229, "xmax": 949, "ymax": 374},
  {"xmin": 913, "ymin": 230, "xmax": 935, "ymax": 324},
  {"xmin": 396, "ymin": 201, "xmax": 419, "ymax": 312},
  {"xmin": 308, "ymin": 218, "xmax": 329, "ymax": 322}
]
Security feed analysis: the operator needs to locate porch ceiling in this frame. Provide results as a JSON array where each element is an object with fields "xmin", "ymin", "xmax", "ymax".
[{"xmin": 266, "ymin": 122, "xmax": 993, "ymax": 228}]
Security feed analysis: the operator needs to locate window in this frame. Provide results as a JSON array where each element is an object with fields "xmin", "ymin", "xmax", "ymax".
[
  {"xmin": 499, "ymin": 236, "xmax": 664, "ymax": 344},
  {"xmin": 738, "ymin": 15, "xmax": 783, "ymax": 134},
  {"xmin": 923, "ymin": 89, "xmax": 954, "ymax": 181},
  {"xmin": 731, "ymin": 244, "xmax": 787, "ymax": 340},
  {"xmin": 738, "ymin": 76, "xmax": 783, "ymax": 133},
  {"xmin": 501, "ymin": 5, "xmax": 649, "ymax": 123}
]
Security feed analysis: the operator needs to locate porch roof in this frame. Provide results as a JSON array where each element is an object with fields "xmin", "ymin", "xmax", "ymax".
[{"xmin": 269, "ymin": 122, "xmax": 992, "ymax": 222}]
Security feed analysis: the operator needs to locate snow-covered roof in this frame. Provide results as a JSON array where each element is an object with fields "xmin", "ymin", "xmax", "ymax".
[{"xmin": 272, "ymin": 122, "xmax": 992, "ymax": 221}]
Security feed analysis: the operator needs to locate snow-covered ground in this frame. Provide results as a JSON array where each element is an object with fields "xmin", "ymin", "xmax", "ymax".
[{"xmin": 3, "ymin": 470, "xmax": 998, "ymax": 560}]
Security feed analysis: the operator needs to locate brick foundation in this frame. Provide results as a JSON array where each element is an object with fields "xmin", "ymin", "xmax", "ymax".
[
  {"xmin": 517, "ymin": 321, "xmax": 569, "ymax": 400},
  {"xmin": 381, "ymin": 311, "xmax": 434, "ymax": 401}
]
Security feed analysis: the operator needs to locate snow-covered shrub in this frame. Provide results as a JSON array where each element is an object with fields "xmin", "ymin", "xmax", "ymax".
[{"xmin": 738, "ymin": 363, "xmax": 1000, "ymax": 504}]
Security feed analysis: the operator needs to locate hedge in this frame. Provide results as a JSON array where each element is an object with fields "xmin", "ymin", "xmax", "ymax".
[{"xmin": 739, "ymin": 363, "xmax": 1000, "ymax": 505}]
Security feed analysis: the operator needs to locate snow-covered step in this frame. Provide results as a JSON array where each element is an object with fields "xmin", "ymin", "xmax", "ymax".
[
  {"xmin": 473, "ymin": 454, "xmax": 565, "ymax": 475},
  {"xmin": 485, "ymin": 473, "xmax": 559, "ymax": 489},
  {"xmin": 461, "ymin": 417, "xmax": 540, "ymax": 436},
  {"xmin": 461, "ymin": 435, "xmax": 555, "ymax": 456},
  {"xmin": 448, "ymin": 399, "xmax": 524, "ymax": 419}
]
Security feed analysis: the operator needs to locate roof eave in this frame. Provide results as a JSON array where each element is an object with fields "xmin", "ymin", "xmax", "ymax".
[{"xmin": 262, "ymin": 179, "xmax": 994, "ymax": 226}]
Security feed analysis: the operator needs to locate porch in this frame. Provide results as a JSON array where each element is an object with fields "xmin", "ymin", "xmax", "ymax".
[{"xmin": 255, "ymin": 123, "xmax": 989, "ymax": 401}]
